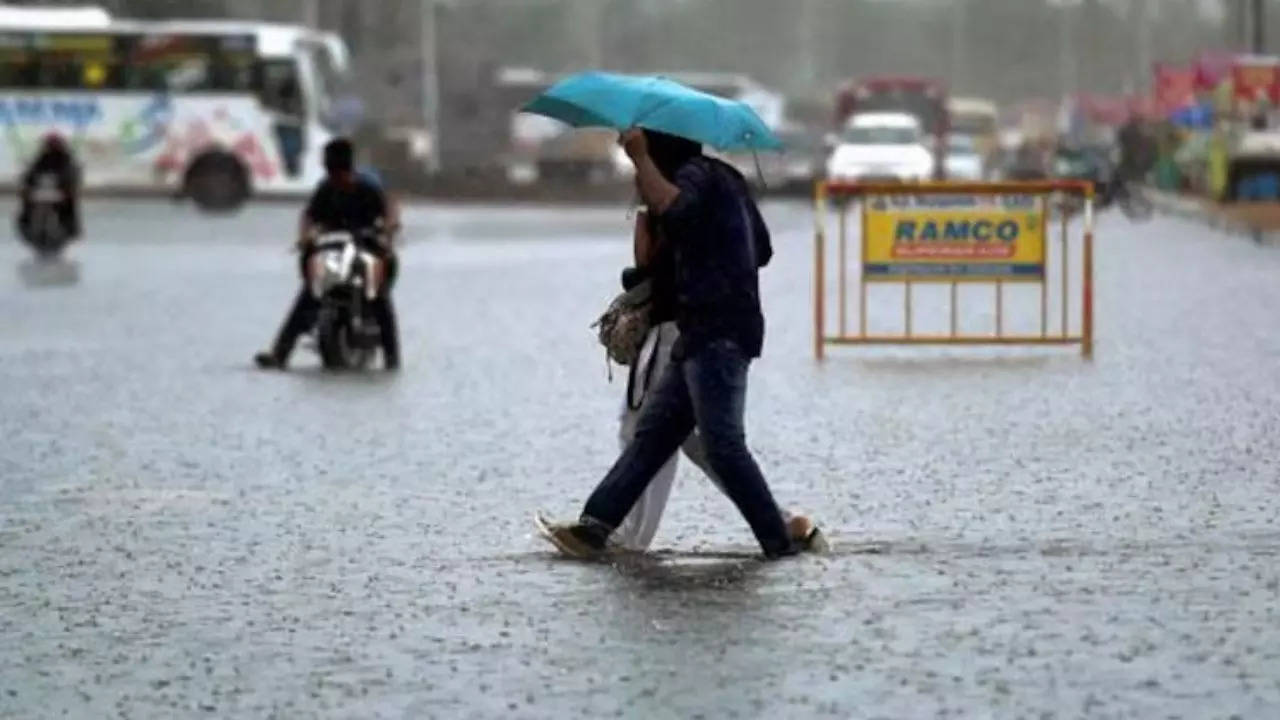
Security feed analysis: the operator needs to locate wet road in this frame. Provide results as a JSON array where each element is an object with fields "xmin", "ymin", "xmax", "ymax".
[{"xmin": 2, "ymin": 197, "xmax": 1279, "ymax": 718}]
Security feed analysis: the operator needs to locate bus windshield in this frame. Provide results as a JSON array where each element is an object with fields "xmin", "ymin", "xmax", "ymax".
[{"xmin": 950, "ymin": 111, "xmax": 997, "ymax": 137}]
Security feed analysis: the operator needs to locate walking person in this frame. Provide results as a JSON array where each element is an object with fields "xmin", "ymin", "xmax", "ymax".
[
  {"xmin": 610, "ymin": 208, "xmax": 823, "ymax": 552},
  {"xmin": 544, "ymin": 128, "xmax": 810, "ymax": 560}
]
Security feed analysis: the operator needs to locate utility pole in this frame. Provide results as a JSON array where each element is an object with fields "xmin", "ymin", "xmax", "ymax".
[
  {"xmin": 951, "ymin": 0, "xmax": 966, "ymax": 94},
  {"xmin": 1134, "ymin": 0, "xmax": 1151, "ymax": 93},
  {"xmin": 1252, "ymin": 0, "xmax": 1266, "ymax": 53},
  {"xmin": 300, "ymin": 0, "xmax": 319, "ymax": 29},
  {"xmin": 574, "ymin": 0, "xmax": 606, "ymax": 70},
  {"xmin": 1239, "ymin": 0, "xmax": 1251, "ymax": 50},
  {"xmin": 422, "ymin": 0, "xmax": 440, "ymax": 172},
  {"xmin": 1058, "ymin": 3, "xmax": 1076, "ymax": 100},
  {"xmin": 798, "ymin": 0, "xmax": 819, "ymax": 91}
]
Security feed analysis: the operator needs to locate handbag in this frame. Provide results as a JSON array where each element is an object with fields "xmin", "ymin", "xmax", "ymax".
[{"xmin": 591, "ymin": 278, "xmax": 652, "ymax": 366}]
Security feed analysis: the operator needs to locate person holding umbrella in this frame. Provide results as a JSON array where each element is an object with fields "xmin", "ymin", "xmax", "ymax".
[
  {"xmin": 607, "ymin": 198, "xmax": 825, "ymax": 554},
  {"xmin": 526, "ymin": 74, "xmax": 818, "ymax": 559}
]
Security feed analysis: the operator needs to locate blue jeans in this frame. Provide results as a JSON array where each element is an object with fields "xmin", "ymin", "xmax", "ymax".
[{"xmin": 582, "ymin": 338, "xmax": 794, "ymax": 557}]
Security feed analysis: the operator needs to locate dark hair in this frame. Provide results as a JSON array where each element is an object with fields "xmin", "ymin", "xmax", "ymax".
[
  {"xmin": 323, "ymin": 137, "xmax": 354, "ymax": 175},
  {"xmin": 643, "ymin": 129, "xmax": 701, "ymax": 180}
]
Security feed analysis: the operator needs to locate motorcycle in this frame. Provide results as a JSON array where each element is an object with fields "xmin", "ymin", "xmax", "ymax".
[
  {"xmin": 1100, "ymin": 172, "xmax": 1154, "ymax": 222},
  {"xmin": 304, "ymin": 228, "xmax": 389, "ymax": 370},
  {"xmin": 19, "ymin": 172, "xmax": 73, "ymax": 259},
  {"xmin": 1049, "ymin": 147, "xmax": 1153, "ymax": 222}
]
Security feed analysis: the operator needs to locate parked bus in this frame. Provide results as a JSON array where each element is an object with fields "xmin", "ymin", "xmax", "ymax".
[
  {"xmin": 0, "ymin": 5, "xmax": 350, "ymax": 210},
  {"xmin": 835, "ymin": 75, "xmax": 948, "ymax": 179}
]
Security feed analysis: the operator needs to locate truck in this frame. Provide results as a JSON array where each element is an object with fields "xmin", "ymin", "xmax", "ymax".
[{"xmin": 834, "ymin": 75, "xmax": 948, "ymax": 179}]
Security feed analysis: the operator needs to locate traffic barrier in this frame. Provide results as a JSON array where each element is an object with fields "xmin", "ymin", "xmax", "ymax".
[{"xmin": 813, "ymin": 180, "xmax": 1095, "ymax": 359}]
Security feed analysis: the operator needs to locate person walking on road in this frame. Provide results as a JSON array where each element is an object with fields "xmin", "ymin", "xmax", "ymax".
[
  {"xmin": 544, "ymin": 128, "xmax": 811, "ymax": 560},
  {"xmin": 607, "ymin": 207, "xmax": 824, "ymax": 552}
]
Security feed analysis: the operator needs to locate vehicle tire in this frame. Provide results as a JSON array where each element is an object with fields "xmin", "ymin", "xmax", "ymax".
[
  {"xmin": 316, "ymin": 307, "xmax": 371, "ymax": 370},
  {"xmin": 1119, "ymin": 187, "xmax": 1154, "ymax": 222},
  {"xmin": 184, "ymin": 152, "xmax": 249, "ymax": 213},
  {"xmin": 30, "ymin": 205, "xmax": 66, "ymax": 258},
  {"xmin": 316, "ymin": 307, "xmax": 349, "ymax": 370}
]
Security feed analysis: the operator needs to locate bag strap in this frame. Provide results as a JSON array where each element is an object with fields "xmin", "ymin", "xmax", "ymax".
[{"xmin": 625, "ymin": 325, "xmax": 662, "ymax": 410}]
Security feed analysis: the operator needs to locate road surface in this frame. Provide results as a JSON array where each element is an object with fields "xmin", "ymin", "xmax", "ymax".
[{"xmin": 1, "ymin": 198, "xmax": 1279, "ymax": 718}]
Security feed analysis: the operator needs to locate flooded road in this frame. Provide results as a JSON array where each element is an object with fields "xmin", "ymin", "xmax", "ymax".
[{"xmin": 1, "ymin": 198, "xmax": 1279, "ymax": 718}]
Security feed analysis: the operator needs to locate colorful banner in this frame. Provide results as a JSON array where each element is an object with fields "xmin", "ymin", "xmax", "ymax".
[
  {"xmin": 1194, "ymin": 51, "xmax": 1237, "ymax": 93},
  {"xmin": 1153, "ymin": 63, "xmax": 1195, "ymax": 113},
  {"xmin": 1232, "ymin": 56, "xmax": 1280, "ymax": 104},
  {"xmin": 862, "ymin": 194, "xmax": 1046, "ymax": 282}
]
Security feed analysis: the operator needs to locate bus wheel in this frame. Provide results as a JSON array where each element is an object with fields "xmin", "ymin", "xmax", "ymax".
[{"xmin": 184, "ymin": 152, "xmax": 250, "ymax": 212}]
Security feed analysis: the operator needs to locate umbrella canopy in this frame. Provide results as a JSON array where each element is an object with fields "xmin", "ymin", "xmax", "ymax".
[{"xmin": 522, "ymin": 71, "xmax": 783, "ymax": 152}]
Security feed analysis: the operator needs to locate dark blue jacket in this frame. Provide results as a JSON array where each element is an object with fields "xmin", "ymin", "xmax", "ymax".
[{"xmin": 657, "ymin": 157, "xmax": 772, "ymax": 360}]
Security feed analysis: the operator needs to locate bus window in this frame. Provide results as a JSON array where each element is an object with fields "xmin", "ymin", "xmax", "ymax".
[
  {"xmin": 36, "ymin": 58, "xmax": 86, "ymax": 89},
  {"xmin": 259, "ymin": 59, "xmax": 305, "ymax": 119},
  {"xmin": 81, "ymin": 59, "xmax": 109, "ymax": 88},
  {"xmin": 121, "ymin": 34, "xmax": 255, "ymax": 92},
  {"xmin": 32, "ymin": 33, "xmax": 116, "ymax": 89},
  {"xmin": 0, "ymin": 59, "xmax": 36, "ymax": 88},
  {"xmin": 258, "ymin": 59, "xmax": 305, "ymax": 177},
  {"xmin": 0, "ymin": 35, "xmax": 36, "ymax": 88},
  {"xmin": 306, "ymin": 43, "xmax": 347, "ymax": 131}
]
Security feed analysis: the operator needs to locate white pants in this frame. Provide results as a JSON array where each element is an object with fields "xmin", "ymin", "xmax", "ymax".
[{"xmin": 612, "ymin": 322, "xmax": 726, "ymax": 550}]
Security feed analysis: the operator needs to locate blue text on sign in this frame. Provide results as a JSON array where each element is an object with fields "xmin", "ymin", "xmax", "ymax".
[{"xmin": 893, "ymin": 219, "xmax": 1020, "ymax": 243}]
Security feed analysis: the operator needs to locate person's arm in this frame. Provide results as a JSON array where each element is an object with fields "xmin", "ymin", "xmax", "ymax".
[
  {"xmin": 383, "ymin": 191, "xmax": 401, "ymax": 237},
  {"xmin": 299, "ymin": 182, "xmax": 330, "ymax": 247},
  {"xmin": 368, "ymin": 186, "xmax": 396, "ymax": 250},
  {"xmin": 297, "ymin": 208, "xmax": 315, "ymax": 249},
  {"xmin": 298, "ymin": 190, "xmax": 320, "ymax": 248},
  {"xmin": 633, "ymin": 210, "xmax": 655, "ymax": 267},
  {"xmin": 620, "ymin": 129, "xmax": 680, "ymax": 214}
]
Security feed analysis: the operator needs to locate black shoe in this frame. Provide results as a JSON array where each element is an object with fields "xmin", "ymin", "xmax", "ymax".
[
  {"xmin": 384, "ymin": 356, "xmax": 400, "ymax": 371},
  {"xmin": 254, "ymin": 351, "xmax": 283, "ymax": 369}
]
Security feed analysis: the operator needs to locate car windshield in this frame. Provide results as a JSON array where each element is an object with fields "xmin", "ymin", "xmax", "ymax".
[
  {"xmin": 843, "ymin": 126, "xmax": 920, "ymax": 145},
  {"xmin": 948, "ymin": 136, "xmax": 978, "ymax": 154}
]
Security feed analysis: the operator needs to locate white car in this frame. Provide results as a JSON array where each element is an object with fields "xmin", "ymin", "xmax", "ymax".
[
  {"xmin": 945, "ymin": 134, "xmax": 985, "ymax": 181},
  {"xmin": 826, "ymin": 112, "xmax": 934, "ymax": 182}
]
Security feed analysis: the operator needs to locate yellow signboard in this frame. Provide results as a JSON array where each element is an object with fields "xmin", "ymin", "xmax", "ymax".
[{"xmin": 862, "ymin": 194, "xmax": 1045, "ymax": 282}]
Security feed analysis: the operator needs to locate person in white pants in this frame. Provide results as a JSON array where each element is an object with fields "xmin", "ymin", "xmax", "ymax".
[
  {"xmin": 610, "ymin": 210, "xmax": 824, "ymax": 552},
  {"xmin": 612, "ymin": 319, "xmax": 707, "ymax": 549}
]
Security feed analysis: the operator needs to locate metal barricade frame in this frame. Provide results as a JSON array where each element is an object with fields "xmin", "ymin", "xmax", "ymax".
[{"xmin": 813, "ymin": 180, "xmax": 1095, "ymax": 359}]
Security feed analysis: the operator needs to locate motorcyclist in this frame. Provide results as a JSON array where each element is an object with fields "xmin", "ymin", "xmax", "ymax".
[
  {"xmin": 18, "ymin": 133, "xmax": 81, "ymax": 242},
  {"xmin": 254, "ymin": 137, "xmax": 401, "ymax": 370},
  {"xmin": 1116, "ymin": 115, "xmax": 1155, "ymax": 184}
]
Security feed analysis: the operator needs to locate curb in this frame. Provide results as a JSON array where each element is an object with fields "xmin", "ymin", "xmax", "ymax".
[{"xmin": 1145, "ymin": 188, "xmax": 1266, "ymax": 241}]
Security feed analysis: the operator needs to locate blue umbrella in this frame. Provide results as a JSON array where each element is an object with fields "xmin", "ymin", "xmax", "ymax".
[{"xmin": 522, "ymin": 71, "xmax": 783, "ymax": 152}]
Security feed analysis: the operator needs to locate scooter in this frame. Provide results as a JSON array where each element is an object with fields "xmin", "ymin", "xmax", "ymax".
[{"xmin": 19, "ymin": 172, "xmax": 73, "ymax": 259}]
